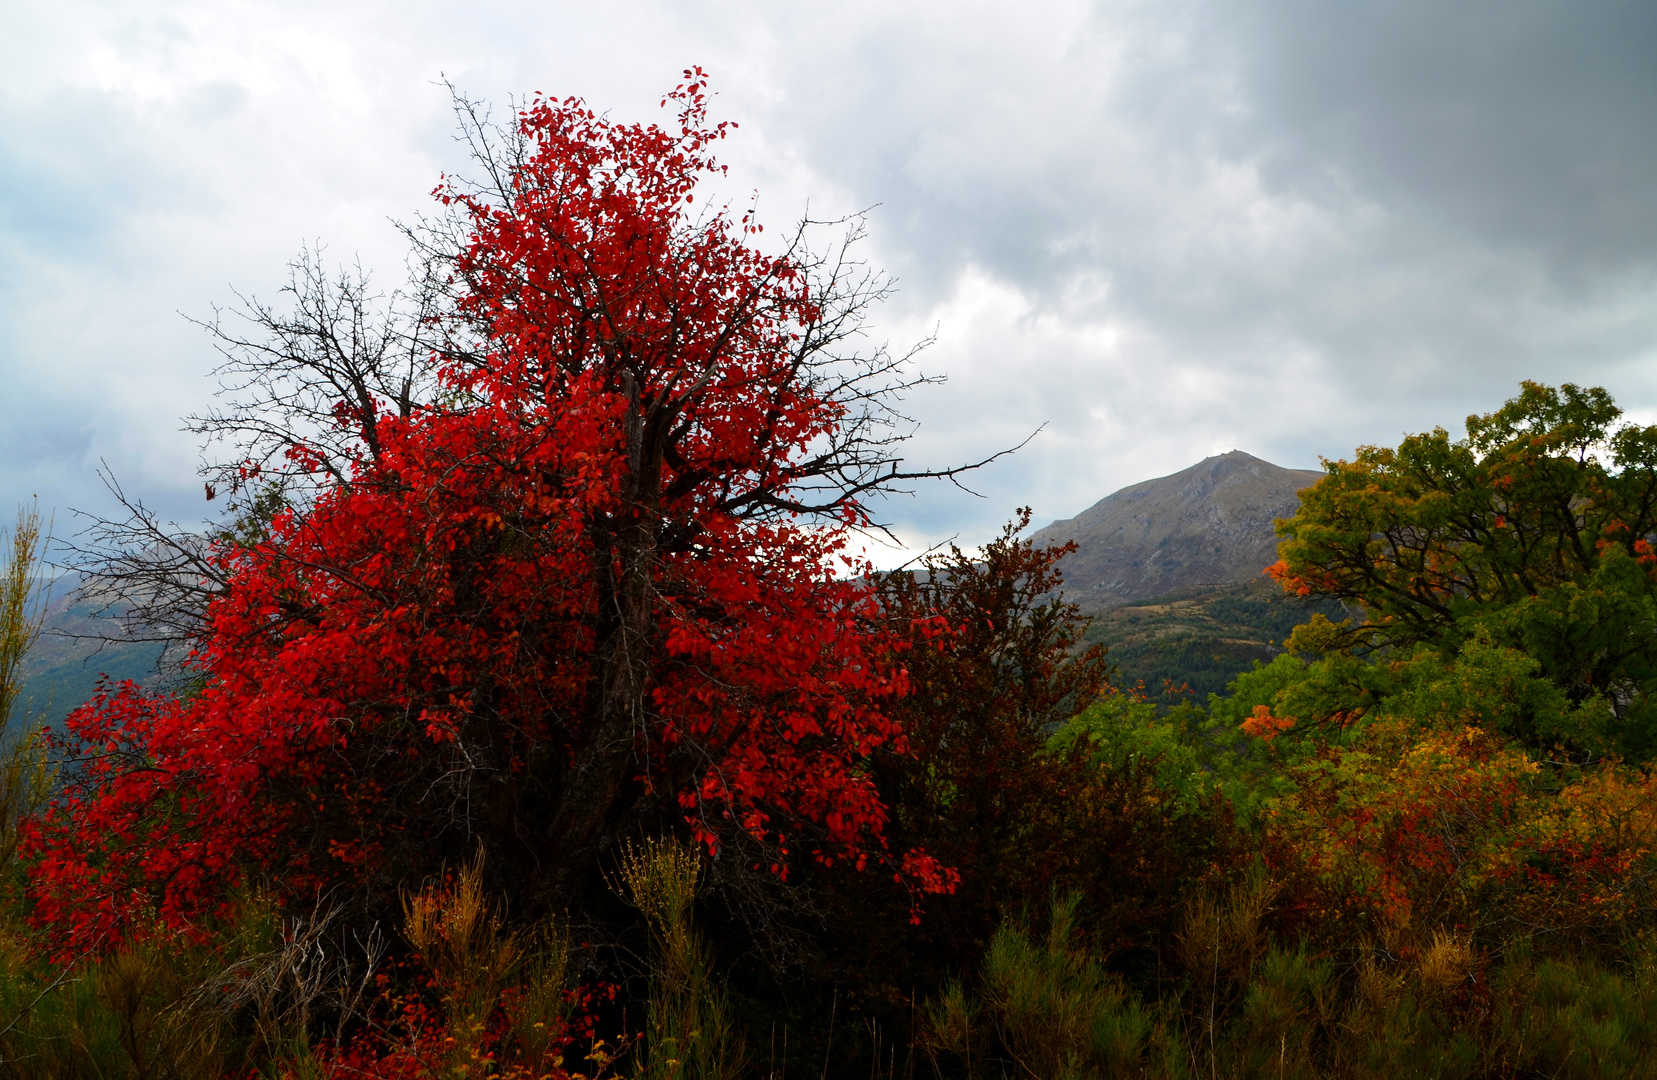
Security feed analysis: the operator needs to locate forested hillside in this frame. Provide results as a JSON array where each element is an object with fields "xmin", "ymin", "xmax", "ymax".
[
  {"xmin": 1, "ymin": 80, "xmax": 1656, "ymax": 1080},
  {"xmin": 1080, "ymin": 577, "xmax": 1348, "ymax": 703},
  {"xmin": 1036, "ymin": 450, "xmax": 1344, "ymax": 704}
]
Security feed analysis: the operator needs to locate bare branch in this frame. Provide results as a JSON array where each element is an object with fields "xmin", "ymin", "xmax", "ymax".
[
  {"xmin": 186, "ymin": 245, "xmax": 448, "ymax": 503},
  {"xmin": 56, "ymin": 467, "xmax": 227, "ymax": 671}
]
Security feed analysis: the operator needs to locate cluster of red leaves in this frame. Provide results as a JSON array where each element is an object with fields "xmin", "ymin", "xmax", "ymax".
[
  {"xmin": 302, "ymin": 997, "xmax": 459, "ymax": 1080},
  {"xmin": 298, "ymin": 985, "xmax": 617, "ymax": 1080},
  {"xmin": 23, "ymin": 682, "xmax": 257, "ymax": 948},
  {"xmin": 25, "ymin": 73, "xmax": 944, "ymax": 954}
]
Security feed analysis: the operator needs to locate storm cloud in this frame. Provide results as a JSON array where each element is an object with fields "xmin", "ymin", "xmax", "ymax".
[{"xmin": 2, "ymin": 0, "xmax": 1653, "ymax": 555}]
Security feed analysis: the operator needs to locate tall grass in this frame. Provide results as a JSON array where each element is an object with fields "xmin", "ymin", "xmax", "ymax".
[
  {"xmin": 403, "ymin": 855, "xmax": 524, "ymax": 1077},
  {"xmin": 394, "ymin": 855, "xmax": 574, "ymax": 1078},
  {"xmin": 0, "ymin": 907, "xmax": 276, "ymax": 1079},
  {"xmin": 616, "ymin": 838, "xmax": 744, "ymax": 1080},
  {"xmin": 925, "ymin": 892, "xmax": 1168, "ymax": 1080},
  {"xmin": 0, "ymin": 504, "xmax": 46, "ymax": 732}
]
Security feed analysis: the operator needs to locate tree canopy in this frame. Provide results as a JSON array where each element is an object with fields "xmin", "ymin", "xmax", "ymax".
[
  {"xmin": 1273, "ymin": 380, "xmax": 1657, "ymax": 756},
  {"xmin": 26, "ymin": 74, "xmax": 962, "ymax": 952}
]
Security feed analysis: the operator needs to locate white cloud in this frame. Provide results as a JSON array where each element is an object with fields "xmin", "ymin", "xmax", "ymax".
[{"xmin": 1, "ymin": 0, "xmax": 1654, "ymax": 554}]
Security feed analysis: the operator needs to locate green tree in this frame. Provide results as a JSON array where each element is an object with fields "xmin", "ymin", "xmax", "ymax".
[{"xmin": 1274, "ymin": 381, "xmax": 1657, "ymax": 756}]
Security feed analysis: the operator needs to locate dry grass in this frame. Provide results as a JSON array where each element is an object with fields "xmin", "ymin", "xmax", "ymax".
[
  {"xmin": 615, "ymin": 837, "xmax": 744, "ymax": 1080},
  {"xmin": 1418, "ymin": 930, "xmax": 1477, "ymax": 994},
  {"xmin": 0, "ymin": 504, "xmax": 46, "ymax": 731},
  {"xmin": 403, "ymin": 854, "xmax": 522, "ymax": 1077}
]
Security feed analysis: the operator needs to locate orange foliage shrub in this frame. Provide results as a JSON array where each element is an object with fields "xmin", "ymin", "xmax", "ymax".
[{"xmin": 1264, "ymin": 717, "xmax": 1657, "ymax": 954}]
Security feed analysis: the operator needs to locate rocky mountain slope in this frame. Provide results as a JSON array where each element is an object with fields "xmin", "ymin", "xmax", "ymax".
[{"xmin": 1032, "ymin": 450, "xmax": 1326, "ymax": 610}]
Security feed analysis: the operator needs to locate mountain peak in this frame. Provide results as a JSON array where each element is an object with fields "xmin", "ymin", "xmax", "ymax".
[{"xmin": 1032, "ymin": 453, "xmax": 1325, "ymax": 608}]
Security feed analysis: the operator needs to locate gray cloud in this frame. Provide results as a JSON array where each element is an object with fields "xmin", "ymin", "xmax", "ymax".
[
  {"xmin": 715, "ymin": 0, "xmax": 1657, "ymax": 544},
  {"xmin": 1222, "ymin": 0, "xmax": 1657, "ymax": 272},
  {"xmin": 2, "ymin": 0, "xmax": 1654, "ymax": 557}
]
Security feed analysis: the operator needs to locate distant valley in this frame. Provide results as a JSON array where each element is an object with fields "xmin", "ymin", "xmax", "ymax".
[{"xmin": 17, "ymin": 584, "xmax": 163, "ymax": 729}]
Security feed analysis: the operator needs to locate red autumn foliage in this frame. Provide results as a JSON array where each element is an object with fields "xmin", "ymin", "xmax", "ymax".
[{"xmin": 25, "ymin": 73, "xmax": 951, "ymax": 954}]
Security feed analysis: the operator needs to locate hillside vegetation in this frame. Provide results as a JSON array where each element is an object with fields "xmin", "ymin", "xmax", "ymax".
[
  {"xmin": 14, "ymin": 586, "xmax": 163, "ymax": 730},
  {"xmin": 0, "ymin": 381, "xmax": 1653, "ymax": 1079},
  {"xmin": 1039, "ymin": 449, "xmax": 1347, "ymax": 706},
  {"xmin": 1081, "ymin": 578, "xmax": 1348, "ymax": 704}
]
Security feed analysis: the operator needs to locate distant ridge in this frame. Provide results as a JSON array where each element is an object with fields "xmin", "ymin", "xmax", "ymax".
[
  {"xmin": 1031, "ymin": 450, "xmax": 1325, "ymax": 609},
  {"xmin": 14, "ymin": 579, "xmax": 163, "ymax": 730}
]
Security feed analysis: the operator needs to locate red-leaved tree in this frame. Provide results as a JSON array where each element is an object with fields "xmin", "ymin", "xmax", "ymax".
[{"xmin": 28, "ymin": 73, "xmax": 969, "ymax": 952}]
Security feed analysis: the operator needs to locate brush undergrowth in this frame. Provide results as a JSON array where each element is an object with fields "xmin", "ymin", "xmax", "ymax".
[{"xmin": 923, "ymin": 884, "xmax": 1657, "ymax": 1080}]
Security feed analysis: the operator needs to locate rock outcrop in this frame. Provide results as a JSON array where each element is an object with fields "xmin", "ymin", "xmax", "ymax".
[{"xmin": 1031, "ymin": 450, "xmax": 1325, "ymax": 609}]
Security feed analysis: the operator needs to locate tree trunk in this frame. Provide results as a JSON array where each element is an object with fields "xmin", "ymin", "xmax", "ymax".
[{"xmin": 543, "ymin": 374, "xmax": 662, "ymax": 906}]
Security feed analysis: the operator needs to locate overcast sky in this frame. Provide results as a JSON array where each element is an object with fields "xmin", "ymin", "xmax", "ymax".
[{"xmin": 3, "ymin": 0, "xmax": 1655, "ymax": 558}]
